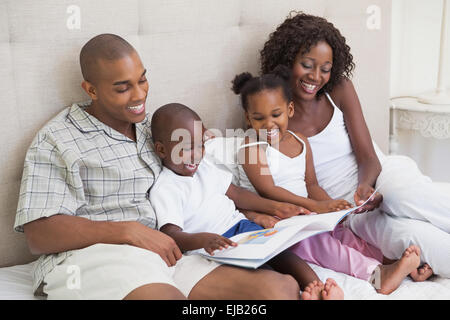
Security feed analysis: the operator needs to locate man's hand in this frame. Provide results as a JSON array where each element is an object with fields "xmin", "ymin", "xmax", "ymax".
[
  {"xmin": 353, "ymin": 184, "xmax": 383, "ymax": 214},
  {"xmin": 124, "ymin": 222, "xmax": 183, "ymax": 267}
]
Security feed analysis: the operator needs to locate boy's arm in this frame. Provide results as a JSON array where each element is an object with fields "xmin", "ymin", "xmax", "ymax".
[{"xmin": 160, "ymin": 224, "xmax": 236, "ymax": 255}]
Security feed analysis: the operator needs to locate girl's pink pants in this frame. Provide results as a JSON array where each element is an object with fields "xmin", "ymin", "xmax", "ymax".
[{"xmin": 290, "ymin": 224, "xmax": 384, "ymax": 280}]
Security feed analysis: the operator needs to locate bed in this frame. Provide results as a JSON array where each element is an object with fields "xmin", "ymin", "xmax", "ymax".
[
  {"xmin": 1, "ymin": 260, "xmax": 449, "ymax": 300},
  {"xmin": 1, "ymin": 0, "xmax": 449, "ymax": 300}
]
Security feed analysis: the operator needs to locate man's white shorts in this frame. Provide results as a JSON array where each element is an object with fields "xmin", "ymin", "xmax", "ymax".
[{"xmin": 42, "ymin": 243, "xmax": 220, "ymax": 299}]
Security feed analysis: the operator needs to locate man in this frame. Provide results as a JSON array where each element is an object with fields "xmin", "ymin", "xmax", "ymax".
[{"xmin": 14, "ymin": 34, "xmax": 299, "ymax": 300}]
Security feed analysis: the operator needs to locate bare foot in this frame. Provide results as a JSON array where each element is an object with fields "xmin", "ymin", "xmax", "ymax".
[
  {"xmin": 376, "ymin": 245, "xmax": 421, "ymax": 295},
  {"xmin": 410, "ymin": 264, "xmax": 433, "ymax": 282},
  {"xmin": 301, "ymin": 280, "xmax": 324, "ymax": 300},
  {"xmin": 321, "ymin": 278, "xmax": 344, "ymax": 300}
]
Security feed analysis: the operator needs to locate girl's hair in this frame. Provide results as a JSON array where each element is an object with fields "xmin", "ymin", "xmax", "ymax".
[
  {"xmin": 260, "ymin": 11, "xmax": 355, "ymax": 96},
  {"xmin": 231, "ymin": 64, "xmax": 292, "ymax": 111}
]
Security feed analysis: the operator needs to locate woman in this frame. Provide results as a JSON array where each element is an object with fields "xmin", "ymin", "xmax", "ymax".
[{"xmin": 259, "ymin": 11, "xmax": 450, "ymax": 279}]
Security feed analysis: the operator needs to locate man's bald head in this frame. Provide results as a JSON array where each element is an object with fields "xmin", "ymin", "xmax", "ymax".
[
  {"xmin": 80, "ymin": 33, "xmax": 136, "ymax": 84},
  {"xmin": 151, "ymin": 103, "xmax": 202, "ymax": 144}
]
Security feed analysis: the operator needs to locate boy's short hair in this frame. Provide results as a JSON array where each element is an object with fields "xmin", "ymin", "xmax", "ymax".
[{"xmin": 151, "ymin": 103, "xmax": 201, "ymax": 144}]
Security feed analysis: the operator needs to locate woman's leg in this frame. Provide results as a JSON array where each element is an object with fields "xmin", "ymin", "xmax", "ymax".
[
  {"xmin": 377, "ymin": 155, "xmax": 450, "ymax": 233},
  {"xmin": 345, "ymin": 210, "xmax": 450, "ymax": 278},
  {"xmin": 290, "ymin": 231, "xmax": 382, "ymax": 281}
]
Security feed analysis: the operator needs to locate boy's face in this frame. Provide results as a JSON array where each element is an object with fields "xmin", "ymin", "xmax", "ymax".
[
  {"xmin": 83, "ymin": 51, "xmax": 149, "ymax": 129},
  {"xmin": 156, "ymin": 121, "xmax": 207, "ymax": 177}
]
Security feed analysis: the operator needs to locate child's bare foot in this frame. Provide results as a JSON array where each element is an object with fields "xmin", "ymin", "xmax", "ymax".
[
  {"xmin": 321, "ymin": 278, "xmax": 344, "ymax": 300},
  {"xmin": 376, "ymin": 245, "xmax": 421, "ymax": 295},
  {"xmin": 410, "ymin": 263, "xmax": 433, "ymax": 282},
  {"xmin": 301, "ymin": 280, "xmax": 324, "ymax": 300}
]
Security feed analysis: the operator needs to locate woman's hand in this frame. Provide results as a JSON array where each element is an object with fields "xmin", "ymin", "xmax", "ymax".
[
  {"xmin": 353, "ymin": 184, "xmax": 383, "ymax": 213},
  {"xmin": 310, "ymin": 199, "xmax": 353, "ymax": 214},
  {"xmin": 196, "ymin": 233, "xmax": 237, "ymax": 255}
]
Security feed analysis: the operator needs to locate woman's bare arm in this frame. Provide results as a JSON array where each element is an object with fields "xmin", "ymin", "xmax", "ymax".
[{"xmin": 329, "ymin": 78, "xmax": 382, "ymax": 209}]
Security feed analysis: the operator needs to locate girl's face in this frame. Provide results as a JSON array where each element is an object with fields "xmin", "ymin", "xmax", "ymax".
[
  {"xmin": 245, "ymin": 88, "xmax": 294, "ymax": 145},
  {"xmin": 291, "ymin": 40, "xmax": 333, "ymax": 101}
]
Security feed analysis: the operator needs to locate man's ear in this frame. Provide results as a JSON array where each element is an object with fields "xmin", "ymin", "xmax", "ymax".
[
  {"xmin": 154, "ymin": 141, "xmax": 166, "ymax": 159},
  {"xmin": 81, "ymin": 80, "xmax": 98, "ymax": 100}
]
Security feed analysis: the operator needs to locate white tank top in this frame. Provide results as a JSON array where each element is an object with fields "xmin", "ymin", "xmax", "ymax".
[
  {"xmin": 308, "ymin": 93, "xmax": 385, "ymax": 202},
  {"xmin": 237, "ymin": 130, "xmax": 308, "ymax": 197}
]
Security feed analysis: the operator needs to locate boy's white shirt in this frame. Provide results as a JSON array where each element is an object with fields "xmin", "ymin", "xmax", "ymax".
[{"xmin": 150, "ymin": 155, "xmax": 246, "ymax": 235}]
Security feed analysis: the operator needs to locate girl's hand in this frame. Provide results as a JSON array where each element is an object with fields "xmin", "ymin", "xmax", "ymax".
[
  {"xmin": 252, "ymin": 213, "xmax": 280, "ymax": 229},
  {"xmin": 197, "ymin": 233, "xmax": 237, "ymax": 255},
  {"xmin": 353, "ymin": 184, "xmax": 383, "ymax": 213},
  {"xmin": 272, "ymin": 201, "xmax": 311, "ymax": 219},
  {"xmin": 311, "ymin": 199, "xmax": 353, "ymax": 214}
]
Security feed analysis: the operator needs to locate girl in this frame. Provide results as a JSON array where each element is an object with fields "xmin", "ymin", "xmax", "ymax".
[
  {"xmin": 232, "ymin": 65, "xmax": 422, "ymax": 295},
  {"xmin": 260, "ymin": 11, "xmax": 446, "ymax": 281}
]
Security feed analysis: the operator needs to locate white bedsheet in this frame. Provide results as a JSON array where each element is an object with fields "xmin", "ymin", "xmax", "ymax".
[{"xmin": 1, "ymin": 261, "xmax": 449, "ymax": 300}]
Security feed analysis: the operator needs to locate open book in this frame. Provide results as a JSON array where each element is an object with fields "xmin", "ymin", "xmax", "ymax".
[{"xmin": 190, "ymin": 190, "xmax": 379, "ymax": 268}]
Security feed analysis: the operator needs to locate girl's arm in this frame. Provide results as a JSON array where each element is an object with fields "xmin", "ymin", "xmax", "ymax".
[
  {"xmin": 329, "ymin": 78, "xmax": 382, "ymax": 210},
  {"xmin": 238, "ymin": 143, "xmax": 317, "ymax": 210},
  {"xmin": 302, "ymin": 135, "xmax": 333, "ymax": 201},
  {"xmin": 239, "ymin": 138, "xmax": 351, "ymax": 213},
  {"xmin": 300, "ymin": 132, "xmax": 353, "ymax": 211},
  {"xmin": 226, "ymin": 183, "xmax": 309, "ymax": 219},
  {"xmin": 240, "ymin": 209, "xmax": 280, "ymax": 229}
]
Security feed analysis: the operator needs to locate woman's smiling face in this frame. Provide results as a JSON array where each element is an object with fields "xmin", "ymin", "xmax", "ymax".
[{"xmin": 291, "ymin": 41, "xmax": 333, "ymax": 101}]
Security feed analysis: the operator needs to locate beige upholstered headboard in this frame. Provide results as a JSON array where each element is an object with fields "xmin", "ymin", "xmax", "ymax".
[{"xmin": 0, "ymin": 0, "xmax": 391, "ymax": 267}]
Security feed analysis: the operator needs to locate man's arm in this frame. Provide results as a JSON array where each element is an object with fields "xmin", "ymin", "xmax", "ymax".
[{"xmin": 23, "ymin": 214, "xmax": 182, "ymax": 266}]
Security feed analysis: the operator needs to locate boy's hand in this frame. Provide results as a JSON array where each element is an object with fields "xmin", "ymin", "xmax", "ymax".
[
  {"xmin": 197, "ymin": 232, "xmax": 237, "ymax": 255},
  {"xmin": 311, "ymin": 199, "xmax": 353, "ymax": 214},
  {"xmin": 272, "ymin": 201, "xmax": 311, "ymax": 219}
]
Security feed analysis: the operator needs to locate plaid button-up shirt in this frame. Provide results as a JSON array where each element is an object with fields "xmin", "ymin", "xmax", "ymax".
[{"xmin": 14, "ymin": 102, "xmax": 162, "ymax": 294}]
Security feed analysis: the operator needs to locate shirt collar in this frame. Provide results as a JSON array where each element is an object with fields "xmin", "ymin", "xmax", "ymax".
[{"xmin": 67, "ymin": 101, "xmax": 150, "ymax": 142}]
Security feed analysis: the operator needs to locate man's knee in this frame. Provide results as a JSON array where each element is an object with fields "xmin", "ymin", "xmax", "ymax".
[
  {"xmin": 123, "ymin": 283, "xmax": 186, "ymax": 300},
  {"xmin": 258, "ymin": 273, "xmax": 300, "ymax": 300}
]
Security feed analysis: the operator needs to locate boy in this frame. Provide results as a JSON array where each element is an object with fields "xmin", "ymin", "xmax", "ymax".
[{"xmin": 150, "ymin": 103, "xmax": 344, "ymax": 300}]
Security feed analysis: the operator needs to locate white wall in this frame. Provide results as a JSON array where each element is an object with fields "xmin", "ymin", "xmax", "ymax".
[
  {"xmin": 391, "ymin": 0, "xmax": 448, "ymax": 97},
  {"xmin": 390, "ymin": 0, "xmax": 450, "ymax": 182}
]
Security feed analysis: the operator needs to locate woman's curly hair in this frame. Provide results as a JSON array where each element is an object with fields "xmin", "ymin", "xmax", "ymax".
[{"xmin": 260, "ymin": 11, "xmax": 355, "ymax": 96}]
